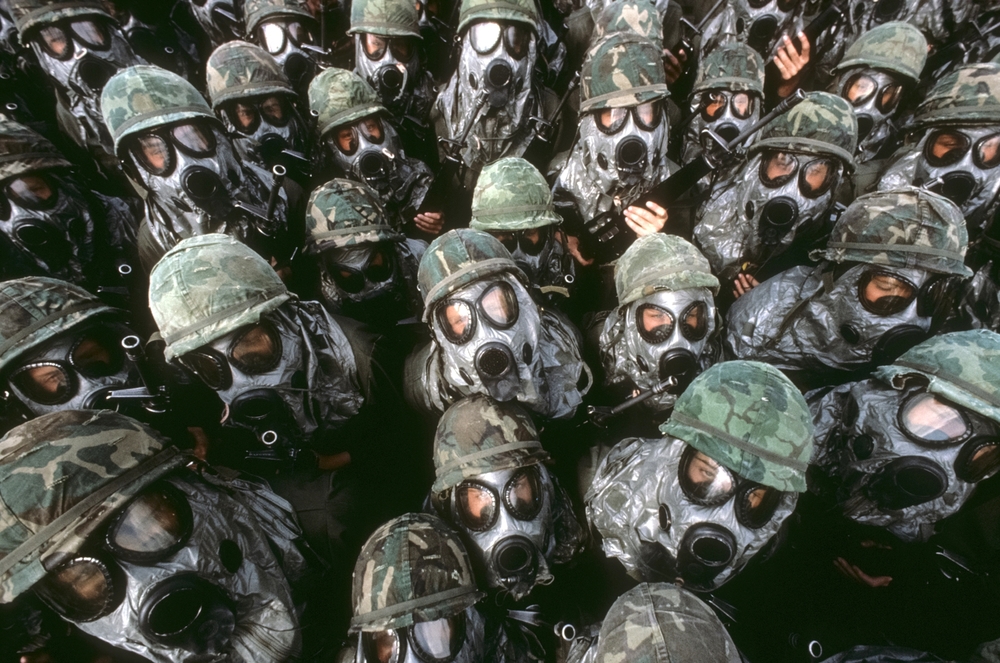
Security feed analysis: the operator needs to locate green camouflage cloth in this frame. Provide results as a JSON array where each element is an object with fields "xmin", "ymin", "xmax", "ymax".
[
  {"xmin": 6, "ymin": 0, "xmax": 111, "ymax": 38},
  {"xmin": 101, "ymin": 65, "xmax": 217, "ymax": 154},
  {"xmin": 350, "ymin": 512, "xmax": 484, "ymax": 632},
  {"xmin": 660, "ymin": 360, "xmax": 813, "ymax": 493},
  {"xmin": 913, "ymin": 63, "xmax": 1000, "ymax": 128},
  {"xmin": 148, "ymin": 233, "xmax": 293, "ymax": 361},
  {"xmin": 832, "ymin": 21, "xmax": 927, "ymax": 86},
  {"xmin": 308, "ymin": 67, "xmax": 386, "ymax": 139},
  {"xmin": 0, "ymin": 277, "xmax": 120, "ymax": 374},
  {"xmin": 457, "ymin": 0, "xmax": 538, "ymax": 34},
  {"xmin": 469, "ymin": 158, "xmax": 562, "ymax": 232},
  {"xmin": 579, "ymin": 32, "xmax": 669, "ymax": 113},
  {"xmin": 749, "ymin": 91, "xmax": 858, "ymax": 172},
  {"xmin": 0, "ymin": 118, "xmax": 71, "ymax": 182},
  {"xmin": 305, "ymin": 178, "xmax": 404, "ymax": 253},
  {"xmin": 349, "ymin": 0, "xmax": 421, "ymax": 37},
  {"xmin": 811, "ymin": 187, "xmax": 972, "ymax": 277},
  {"xmin": 873, "ymin": 330, "xmax": 1000, "ymax": 425},
  {"xmin": 0, "ymin": 410, "xmax": 187, "ymax": 603},
  {"xmin": 692, "ymin": 41, "xmax": 765, "ymax": 96},
  {"xmin": 417, "ymin": 229, "xmax": 525, "ymax": 321},
  {"xmin": 242, "ymin": 0, "xmax": 314, "ymax": 34},
  {"xmin": 592, "ymin": 0, "xmax": 663, "ymax": 50},
  {"xmin": 432, "ymin": 394, "xmax": 550, "ymax": 493},
  {"xmin": 205, "ymin": 40, "xmax": 295, "ymax": 110},
  {"xmin": 615, "ymin": 234, "xmax": 720, "ymax": 306}
]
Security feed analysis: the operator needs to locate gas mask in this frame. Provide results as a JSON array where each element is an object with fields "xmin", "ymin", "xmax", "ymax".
[
  {"xmin": 913, "ymin": 126, "xmax": 1000, "ymax": 224},
  {"xmin": 219, "ymin": 94, "xmax": 307, "ymax": 171},
  {"xmin": 731, "ymin": 0, "xmax": 799, "ymax": 58},
  {"xmin": 430, "ymin": 274, "xmax": 542, "ymax": 405},
  {"xmin": 33, "ymin": 471, "xmax": 305, "ymax": 663},
  {"xmin": 318, "ymin": 241, "xmax": 411, "ymax": 326},
  {"xmin": 325, "ymin": 115, "xmax": 407, "ymax": 197},
  {"xmin": 488, "ymin": 226, "xmax": 574, "ymax": 296},
  {"xmin": 812, "ymin": 381, "xmax": 1000, "ymax": 541},
  {"xmin": 356, "ymin": 606, "xmax": 488, "ymax": 663},
  {"xmin": 255, "ymin": 18, "xmax": 319, "ymax": 91},
  {"xmin": 694, "ymin": 89, "xmax": 760, "ymax": 149},
  {"xmin": 4, "ymin": 322, "xmax": 137, "ymax": 416},
  {"xmin": 354, "ymin": 32, "xmax": 420, "ymax": 107},
  {"xmin": 443, "ymin": 465, "xmax": 556, "ymax": 600},
  {"xmin": 111, "ymin": 4, "xmax": 192, "ymax": 76},
  {"xmin": 849, "ymin": 0, "xmax": 908, "ymax": 33},
  {"xmin": 187, "ymin": 0, "xmax": 243, "ymax": 47},
  {"xmin": 838, "ymin": 68, "xmax": 904, "ymax": 162}
]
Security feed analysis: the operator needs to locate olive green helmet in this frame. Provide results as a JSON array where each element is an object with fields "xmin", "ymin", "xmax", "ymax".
[
  {"xmin": 469, "ymin": 158, "xmax": 562, "ymax": 232},
  {"xmin": 305, "ymin": 178, "xmax": 404, "ymax": 254},
  {"xmin": 580, "ymin": 32, "xmax": 669, "ymax": 113},
  {"xmin": 592, "ymin": 0, "xmax": 664, "ymax": 49},
  {"xmin": 0, "ymin": 118, "xmax": 70, "ymax": 182},
  {"xmin": 243, "ymin": 0, "xmax": 314, "ymax": 36},
  {"xmin": 913, "ymin": 63, "xmax": 1000, "ymax": 128},
  {"xmin": 205, "ymin": 40, "xmax": 295, "ymax": 110},
  {"xmin": 6, "ymin": 0, "xmax": 112, "ymax": 40},
  {"xmin": 692, "ymin": 41, "xmax": 765, "ymax": 97},
  {"xmin": 349, "ymin": 0, "xmax": 421, "ymax": 38},
  {"xmin": 308, "ymin": 67, "xmax": 386, "ymax": 139},
  {"xmin": 832, "ymin": 21, "xmax": 928, "ymax": 87},
  {"xmin": 457, "ymin": 0, "xmax": 538, "ymax": 35},
  {"xmin": 749, "ymin": 91, "xmax": 858, "ymax": 172},
  {"xmin": 614, "ymin": 234, "xmax": 720, "ymax": 306}
]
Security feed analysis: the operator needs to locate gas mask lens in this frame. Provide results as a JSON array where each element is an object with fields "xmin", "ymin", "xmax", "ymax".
[
  {"xmin": 503, "ymin": 467, "xmax": 542, "ymax": 519},
  {"xmin": 456, "ymin": 481, "xmax": 497, "ymax": 530},
  {"xmin": 637, "ymin": 304, "xmax": 675, "ymax": 344},
  {"xmin": 437, "ymin": 281, "xmax": 519, "ymax": 344},
  {"xmin": 678, "ymin": 446, "xmax": 782, "ymax": 527},
  {"xmin": 857, "ymin": 270, "xmax": 916, "ymax": 315},
  {"xmin": 130, "ymin": 122, "xmax": 217, "ymax": 176},
  {"xmin": 842, "ymin": 73, "xmax": 902, "ymax": 113},
  {"xmin": 333, "ymin": 117, "xmax": 385, "ymax": 156},
  {"xmin": 362, "ymin": 33, "xmax": 415, "ymax": 62},
  {"xmin": 3, "ymin": 173, "xmax": 58, "ymax": 211},
  {"xmin": 10, "ymin": 362, "xmax": 74, "ymax": 405},
  {"xmin": 701, "ymin": 90, "xmax": 754, "ymax": 120},
  {"xmin": 925, "ymin": 129, "xmax": 1000, "ymax": 169},
  {"xmin": 362, "ymin": 615, "xmax": 466, "ymax": 663},
  {"xmin": 759, "ymin": 151, "xmax": 837, "ymax": 198},
  {"xmin": 456, "ymin": 466, "xmax": 542, "ymax": 530},
  {"xmin": 492, "ymin": 227, "xmax": 550, "ymax": 256},
  {"xmin": 468, "ymin": 21, "xmax": 530, "ymax": 60},
  {"xmin": 479, "ymin": 282, "xmax": 518, "ymax": 328},
  {"xmin": 226, "ymin": 96, "xmax": 291, "ymax": 134},
  {"xmin": 178, "ymin": 348, "xmax": 231, "ymax": 390},
  {"xmin": 106, "ymin": 482, "xmax": 192, "ymax": 562},
  {"xmin": 71, "ymin": 330, "xmax": 126, "ymax": 378},
  {"xmin": 35, "ymin": 556, "xmax": 121, "ymax": 622},
  {"xmin": 956, "ymin": 439, "xmax": 1000, "ymax": 482},
  {"xmin": 595, "ymin": 101, "xmax": 662, "ymax": 134},
  {"xmin": 681, "ymin": 302, "xmax": 709, "ymax": 341},
  {"xmin": 229, "ymin": 322, "xmax": 282, "ymax": 374},
  {"xmin": 900, "ymin": 392, "xmax": 969, "ymax": 445},
  {"xmin": 8, "ymin": 330, "xmax": 124, "ymax": 404},
  {"xmin": 324, "ymin": 244, "xmax": 396, "ymax": 294},
  {"xmin": 259, "ymin": 20, "xmax": 313, "ymax": 54},
  {"xmin": 36, "ymin": 20, "xmax": 110, "ymax": 60}
]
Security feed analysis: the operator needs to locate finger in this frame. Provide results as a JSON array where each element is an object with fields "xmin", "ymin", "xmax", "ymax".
[
  {"xmin": 645, "ymin": 201, "xmax": 667, "ymax": 217},
  {"xmin": 798, "ymin": 30, "xmax": 810, "ymax": 59},
  {"xmin": 853, "ymin": 565, "xmax": 893, "ymax": 588},
  {"xmin": 749, "ymin": 275, "xmax": 760, "ymax": 288},
  {"xmin": 625, "ymin": 211, "xmax": 655, "ymax": 234},
  {"xmin": 624, "ymin": 215, "xmax": 643, "ymax": 236},
  {"xmin": 677, "ymin": 49, "xmax": 688, "ymax": 63},
  {"xmin": 662, "ymin": 49, "xmax": 680, "ymax": 66},
  {"xmin": 773, "ymin": 54, "xmax": 791, "ymax": 80},
  {"xmin": 627, "ymin": 208, "xmax": 659, "ymax": 232}
]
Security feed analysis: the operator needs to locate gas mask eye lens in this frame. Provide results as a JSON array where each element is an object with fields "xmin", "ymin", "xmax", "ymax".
[
  {"xmin": 456, "ymin": 481, "xmax": 498, "ymax": 530},
  {"xmin": 71, "ymin": 331, "xmax": 124, "ymax": 378},
  {"xmin": 360, "ymin": 117, "xmax": 385, "ymax": 144},
  {"xmin": 732, "ymin": 92, "xmax": 753, "ymax": 119},
  {"xmin": 858, "ymin": 270, "xmax": 916, "ymax": 315},
  {"xmin": 260, "ymin": 22, "xmax": 286, "ymax": 54},
  {"xmin": 389, "ymin": 38, "xmax": 414, "ymax": 62},
  {"xmin": 495, "ymin": 232, "xmax": 518, "ymax": 252},
  {"xmin": 736, "ymin": 484, "xmax": 781, "ymax": 529},
  {"xmin": 504, "ymin": 467, "xmax": 542, "ymax": 520},
  {"xmin": 133, "ymin": 133, "xmax": 174, "ymax": 176},
  {"xmin": 438, "ymin": 299, "xmax": 475, "ymax": 344},
  {"xmin": 71, "ymin": 20, "xmax": 109, "ymax": 49},
  {"xmin": 975, "ymin": 133, "xmax": 1000, "ymax": 169},
  {"xmin": 636, "ymin": 303, "xmax": 675, "ymax": 344},
  {"xmin": 900, "ymin": 392, "xmax": 968, "ymax": 445},
  {"xmin": 37, "ymin": 25, "xmax": 71, "ymax": 59},
  {"xmin": 877, "ymin": 83, "xmax": 902, "ymax": 113},
  {"xmin": 926, "ymin": 130, "xmax": 970, "ymax": 167},
  {"xmin": 469, "ymin": 21, "xmax": 501, "ymax": 54},
  {"xmin": 367, "ymin": 247, "xmax": 394, "ymax": 282},
  {"xmin": 411, "ymin": 614, "xmax": 466, "ymax": 661},
  {"xmin": 702, "ymin": 91, "xmax": 726, "ymax": 120},
  {"xmin": 35, "ymin": 556, "xmax": 121, "ymax": 622},
  {"xmin": 6, "ymin": 174, "xmax": 58, "ymax": 210},
  {"xmin": 106, "ymin": 482, "xmax": 192, "ymax": 561},
  {"xmin": 332, "ymin": 266, "xmax": 365, "ymax": 293},
  {"xmin": 504, "ymin": 24, "xmax": 530, "ymax": 60},
  {"xmin": 844, "ymin": 73, "xmax": 877, "ymax": 107},
  {"xmin": 363, "ymin": 32, "xmax": 389, "ymax": 59},
  {"xmin": 178, "ymin": 349, "xmax": 231, "ymax": 390},
  {"xmin": 172, "ymin": 123, "xmax": 216, "ymax": 157},
  {"xmin": 335, "ymin": 126, "xmax": 359, "ymax": 155},
  {"xmin": 634, "ymin": 101, "xmax": 661, "ymax": 130},
  {"xmin": 518, "ymin": 227, "xmax": 547, "ymax": 256},
  {"xmin": 261, "ymin": 96, "xmax": 289, "ymax": 127},
  {"xmin": 760, "ymin": 151, "xmax": 797, "ymax": 187},
  {"xmin": 595, "ymin": 107, "xmax": 627, "ymax": 134},
  {"xmin": 679, "ymin": 445, "xmax": 736, "ymax": 506},
  {"xmin": 799, "ymin": 158, "xmax": 836, "ymax": 198},
  {"xmin": 229, "ymin": 322, "xmax": 282, "ymax": 374},
  {"xmin": 363, "ymin": 629, "xmax": 401, "ymax": 663},
  {"xmin": 680, "ymin": 301, "xmax": 708, "ymax": 341},
  {"xmin": 956, "ymin": 440, "xmax": 1000, "ymax": 482},
  {"xmin": 229, "ymin": 101, "xmax": 259, "ymax": 133},
  {"xmin": 287, "ymin": 21, "xmax": 309, "ymax": 44},
  {"xmin": 478, "ymin": 282, "xmax": 518, "ymax": 328},
  {"xmin": 10, "ymin": 362, "xmax": 74, "ymax": 404}
]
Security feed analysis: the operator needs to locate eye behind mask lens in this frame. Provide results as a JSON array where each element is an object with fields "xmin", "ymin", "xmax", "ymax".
[
  {"xmin": 10, "ymin": 362, "xmax": 75, "ymax": 405},
  {"xmin": 411, "ymin": 614, "xmax": 466, "ymax": 663},
  {"xmin": 133, "ymin": 133, "xmax": 175, "ymax": 176},
  {"xmin": 469, "ymin": 21, "xmax": 501, "ymax": 53},
  {"xmin": 260, "ymin": 22, "xmax": 287, "ymax": 54},
  {"xmin": 437, "ymin": 299, "xmax": 476, "ymax": 344},
  {"xmin": 5, "ymin": 174, "xmax": 58, "ymax": 211},
  {"xmin": 976, "ymin": 133, "xmax": 1000, "ymax": 169},
  {"xmin": 478, "ymin": 282, "xmax": 518, "ymax": 328},
  {"xmin": 172, "ymin": 123, "xmax": 216, "ymax": 157},
  {"xmin": 680, "ymin": 301, "xmax": 709, "ymax": 341},
  {"xmin": 799, "ymin": 158, "xmax": 836, "ymax": 198},
  {"xmin": 71, "ymin": 330, "xmax": 126, "ymax": 379},
  {"xmin": 857, "ymin": 270, "xmax": 917, "ymax": 316},
  {"xmin": 844, "ymin": 73, "xmax": 877, "ymax": 107},
  {"xmin": 455, "ymin": 481, "xmax": 499, "ymax": 531},
  {"xmin": 504, "ymin": 466, "xmax": 542, "ymax": 520},
  {"xmin": 596, "ymin": 102, "xmax": 661, "ymax": 134},
  {"xmin": 229, "ymin": 322, "xmax": 282, "ymax": 374},
  {"xmin": 679, "ymin": 445, "xmax": 737, "ymax": 507},
  {"xmin": 637, "ymin": 303, "xmax": 675, "ymax": 344},
  {"xmin": 227, "ymin": 101, "xmax": 261, "ymax": 134},
  {"xmin": 701, "ymin": 91, "xmax": 753, "ymax": 121},
  {"xmin": 178, "ymin": 348, "xmax": 232, "ymax": 390},
  {"xmin": 925, "ymin": 129, "xmax": 970, "ymax": 168},
  {"xmin": 956, "ymin": 438, "xmax": 1000, "ymax": 483},
  {"xmin": 363, "ymin": 629, "xmax": 402, "ymax": 663},
  {"xmin": 35, "ymin": 556, "xmax": 124, "ymax": 622},
  {"xmin": 734, "ymin": 482, "xmax": 781, "ymax": 529},
  {"xmin": 899, "ymin": 392, "xmax": 969, "ymax": 446},
  {"xmin": 759, "ymin": 151, "xmax": 797, "ymax": 187},
  {"xmin": 105, "ymin": 481, "xmax": 193, "ymax": 563}
]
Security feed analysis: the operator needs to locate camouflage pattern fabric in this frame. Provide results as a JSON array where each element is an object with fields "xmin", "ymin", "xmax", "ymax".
[
  {"xmin": 0, "ymin": 410, "xmax": 188, "ymax": 603},
  {"xmin": 614, "ymin": 234, "xmax": 720, "ymax": 306},
  {"xmin": 913, "ymin": 63, "xmax": 1000, "ymax": 128},
  {"xmin": 308, "ymin": 67, "xmax": 387, "ymax": 139},
  {"xmin": 811, "ymin": 187, "xmax": 973, "ymax": 277},
  {"xmin": 350, "ymin": 512, "xmax": 484, "ymax": 632},
  {"xmin": 432, "ymin": 394, "xmax": 550, "ymax": 493},
  {"xmin": 469, "ymin": 158, "xmax": 562, "ymax": 232},
  {"xmin": 101, "ymin": 65, "xmax": 218, "ymax": 154},
  {"xmin": 873, "ymin": 330, "xmax": 1000, "ymax": 425},
  {"xmin": 591, "ymin": 0, "xmax": 663, "ymax": 49},
  {"xmin": 148, "ymin": 233, "xmax": 293, "ymax": 361},
  {"xmin": 0, "ymin": 118, "xmax": 71, "ymax": 181},
  {"xmin": 748, "ymin": 91, "xmax": 858, "ymax": 171},
  {"xmin": 579, "ymin": 32, "xmax": 669, "ymax": 113},
  {"xmin": 457, "ymin": 0, "xmax": 539, "ymax": 34},
  {"xmin": 242, "ymin": 0, "xmax": 314, "ymax": 34},
  {"xmin": 349, "ymin": 0, "xmax": 421, "ymax": 38},
  {"xmin": 692, "ymin": 40, "xmax": 765, "ymax": 96},
  {"xmin": 205, "ymin": 40, "xmax": 295, "ymax": 110},
  {"xmin": 660, "ymin": 360, "xmax": 814, "ymax": 492},
  {"xmin": 832, "ymin": 21, "xmax": 928, "ymax": 86},
  {"xmin": 6, "ymin": 0, "xmax": 110, "ymax": 38},
  {"xmin": 0, "ymin": 277, "xmax": 121, "ymax": 374},
  {"xmin": 305, "ymin": 178, "xmax": 404, "ymax": 253}
]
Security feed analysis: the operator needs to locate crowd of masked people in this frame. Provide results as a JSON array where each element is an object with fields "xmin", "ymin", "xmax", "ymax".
[{"xmin": 2, "ymin": 0, "xmax": 1000, "ymax": 660}]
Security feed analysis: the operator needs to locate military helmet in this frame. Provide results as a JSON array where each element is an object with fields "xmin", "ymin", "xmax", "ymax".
[
  {"xmin": 749, "ymin": 91, "xmax": 857, "ymax": 172},
  {"xmin": 308, "ymin": 67, "xmax": 386, "ymax": 139},
  {"xmin": 417, "ymin": 229, "xmax": 525, "ymax": 321},
  {"xmin": 615, "ymin": 234, "xmax": 720, "ymax": 306},
  {"xmin": 692, "ymin": 41, "xmax": 765, "ymax": 96},
  {"xmin": 469, "ymin": 158, "xmax": 562, "ymax": 232},
  {"xmin": 660, "ymin": 360, "xmax": 814, "ymax": 493},
  {"xmin": 0, "ymin": 118, "xmax": 70, "ymax": 182},
  {"xmin": 432, "ymin": 394, "xmax": 549, "ymax": 493},
  {"xmin": 0, "ymin": 410, "xmax": 188, "ymax": 604},
  {"xmin": 592, "ymin": 0, "xmax": 663, "ymax": 49},
  {"xmin": 305, "ymin": 178, "xmax": 403, "ymax": 254},
  {"xmin": 914, "ymin": 63, "xmax": 1000, "ymax": 128},
  {"xmin": 832, "ymin": 21, "xmax": 927, "ymax": 86},
  {"xmin": 351, "ymin": 512, "xmax": 485, "ymax": 632},
  {"xmin": 457, "ymin": 0, "xmax": 539, "ymax": 35},
  {"xmin": 205, "ymin": 40, "xmax": 295, "ymax": 110},
  {"xmin": 101, "ymin": 65, "xmax": 217, "ymax": 155},
  {"xmin": 7, "ymin": 0, "xmax": 111, "ymax": 39},
  {"xmin": 349, "ymin": 0, "xmax": 421, "ymax": 38},
  {"xmin": 148, "ymin": 233, "xmax": 293, "ymax": 361},
  {"xmin": 0, "ymin": 277, "xmax": 121, "ymax": 375},
  {"xmin": 812, "ymin": 187, "xmax": 973, "ymax": 277},
  {"xmin": 580, "ymin": 32, "xmax": 669, "ymax": 113},
  {"xmin": 243, "ymin": 0, "xmax": 314, "ymax": 35}
]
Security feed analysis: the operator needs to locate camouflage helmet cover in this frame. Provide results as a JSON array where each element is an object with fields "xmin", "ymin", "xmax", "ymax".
[
  {"xmin": 812, "ymin": 187, "xmax": 972, "ymax": 277},
  {"xmin": 0, "ymin": 277, "xmax": 121, "ymax": 375},
  {"xmin": 832, "ymin": 21, "xmax": 928, "ymax": 86},
  {"xmin": 148, "ymin": 233, "xmax": 293, "ymax": 361},
  {"xmin": 7, "ymin": 0, "xmax": 112, "ymax": 39},
  {"xmin": 305, "ymin": 178, "xmax": 404, "ymax": 253},
  {"xmin": 660, "ymin": 360, "xmax": 814, "ymax": 493},
  {"xmin": 457, "ymin": 0, "xmax": 539, "ymax": 35},
  {"xmin": 592, "ymin": 0, "xmax": 664, "ymax": 50},
  {"xmin": 580, "ymin": 32, "xmax": 669, "ymax": 113},
  {"xmin": 101, "ymin": 65, "xmax": 217, "ymax": 154},
  {"xmin": 0, "ymin": 410, "xmax": 188, "ymax": 604},
  {"xmin": 432, "ymin": 394, "xmax": 550, "ymax": 493},
  {"xmin": 615, "ymin": 234, "xmax": 720, "ymax": 306},
  {"xmin": 692, "ymin": 41, "xmax": 766, "ymax": 96},
  {"xmin": 417, "ymin": 229, "xmax": 525, "ymax": 321},
  {"xmin": 242, "ymin": 0, "xmax": 314, "ymax": 34},
  {"xmin": 914, "ymin": 63, "xmax": 1000, "ymax": 128},
  {"xmin": 205, "ymin": 41, "xmax": 295, "ymax": 109},
  {"xmin": 749, "ymin": 91, "xmax": 858, "ymax": 172},
  {"xmin": 308, "ymin": 67, "xmax": 387, "ymax": 139},
  {"xmin": 469, "ymin": 157, "xmax": 562, "ymax": 232},
  {"xmin": 873, "ymin": 330, "xmax": 1000, "ymax": 426},
  {"xmin": 349, "ymin": 0, "xmax": 421, "ymax": 38},
  {"xmin": 0, "ymin": 118, "xmax": 71, "ymax": 182},
  {"xmin": 351, "ymin": 512, "xmax": 485, "ymax": 632}
]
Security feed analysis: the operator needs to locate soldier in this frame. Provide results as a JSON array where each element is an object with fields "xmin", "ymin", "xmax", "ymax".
[
  {"xmin": 585, "ymin": 360, "xmax": 814, "ymax": 590},
  {"xmin": 697, "ymin": 0, "xmax": 805, "ymax": 63},
  {"xmin": 243, "ymin": 0, "xmax": 322, "ymax": 95},
  {"xmin": 404, "ymin": 229, "xmax": 591, "ymax": 420},
  {"xmin": 185, "ymin": 0, "xmax": 243, "ymax": 50},
  {"xmin": 726, "ymin": 188, "xmax": 973, "ymax": 389}
]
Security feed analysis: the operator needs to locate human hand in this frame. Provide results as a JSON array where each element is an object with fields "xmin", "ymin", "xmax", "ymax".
[
  {"xmin": 834, "ymin": 556, "xmax": 893, "ymax": 588},
  {"xmin": 662, "ymin": 48, "xmax": 688, "ymax": 85},
  {"xmin": 565, "ymin": 234, "xmax": 594, "ymax": 267},
  {"xmin": 732, "ymin": 273, "xmax": 760, "ymax": 299},
  {"xmin": 624, "ymin": 201, "xmax": 668, "ymax": 236},
  {"xmin": 774, "ymin": 31, "xmax": 810, "ymax": 97},
  {"xmin": 414, "ymin": 211, "xmax": 444, "ymax": 235}
]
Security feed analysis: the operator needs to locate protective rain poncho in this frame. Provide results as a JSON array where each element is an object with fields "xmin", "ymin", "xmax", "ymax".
[
  {"xmin": 585, "ymin": 361, "xmax": 813, "ymax": 590},
  {"xmin": 0, "ymin": 409, "xmax": 313, "ymax": 663},
  {"xmin": 244, "ymin": 0, "xmax": 320, "ymax": 93},
  {"xmin": 429, "ymin": 395, "xmax": 586, "ymax": 600},
  {"xmin": 693, "ymin": 91, "xmax": 858, "ymax": 280},
  {"xmin": 187, "ymin": 0, "xmax": 243, "ymax": 49},
  {"xmin": 600, "ymin": 234, "xmax": 721, "ymax": 413},
  {"xmin": 404, "ymin": 229, "xmax": 591, "ymax": 420},
  {"xmin": 726, "ymin": 188, "xmax": 973, "ymax": 380},
  {"xmin": 809, "ymin": 330, "xmax": 1000, "ymax": 543}
]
